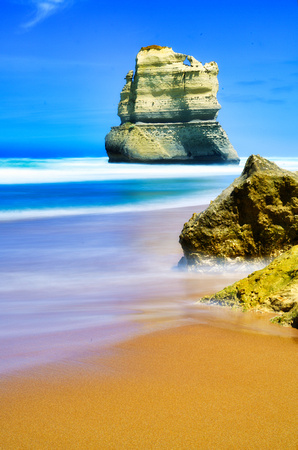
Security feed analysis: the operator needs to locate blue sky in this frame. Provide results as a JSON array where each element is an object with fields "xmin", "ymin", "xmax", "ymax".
[{"xmin": 0, "ymin": 0, "xmax": 297, "ymax": 158}]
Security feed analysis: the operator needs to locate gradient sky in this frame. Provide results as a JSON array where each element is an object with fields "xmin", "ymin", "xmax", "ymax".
[{"xmin": 1, "ymin": 0, "xmax": 297, "ymax": 158}]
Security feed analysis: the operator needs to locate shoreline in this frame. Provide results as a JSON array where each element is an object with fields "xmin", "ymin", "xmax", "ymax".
[
  {"xmin": 1, "ymin": 203, "xmax": 298, "ymax": 447},
  {"xmin": 0, "ymin": 204, "xmax": 208, "ymax": 375},
  {"xmin": 1, "ymin": 202, "xmax": 294, "ymax": 377}
]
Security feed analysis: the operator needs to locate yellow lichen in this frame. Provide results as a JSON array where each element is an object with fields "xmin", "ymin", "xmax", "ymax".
[{"xmin": 140, "ymin": 45, "xmax": 170, "ymax": 51}]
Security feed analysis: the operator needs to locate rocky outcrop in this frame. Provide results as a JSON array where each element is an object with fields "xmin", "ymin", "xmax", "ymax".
[
  {"xmin": 105, "ymin": 46, "xmax": 239, "ymax": 164},
  {"xmin": 200, "ymin": 245, "xmax": 298, "ymax": 328},
  {"xmin": 180, "ymin": 155, "xmax": 298, "ymax": 267}
]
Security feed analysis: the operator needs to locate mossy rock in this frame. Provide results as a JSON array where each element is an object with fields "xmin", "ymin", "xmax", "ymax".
[
  {"xmin": 271, "ymin": 304, "xmax": 298, "ymax": 327},
  {"xmin": 201, "ymin": 245, "xmax": 298, "ymax": 328}
]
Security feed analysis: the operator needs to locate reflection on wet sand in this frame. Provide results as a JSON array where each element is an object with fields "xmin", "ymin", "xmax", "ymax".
[{"xmin": 0, "ymin": 206, "xmax": 297, "ymax": 375}]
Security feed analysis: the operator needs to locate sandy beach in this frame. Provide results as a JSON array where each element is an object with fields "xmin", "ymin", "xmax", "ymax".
[
  {"xmin": 1, "ymin": 322, "xmax": 298, "ymax": 449},
  {"xmin": 1, "ymin": 205, "xmax": 298, "ymax": 448}
]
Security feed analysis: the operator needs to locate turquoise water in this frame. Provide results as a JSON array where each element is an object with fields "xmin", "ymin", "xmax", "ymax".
[
  {"xmin": 0, "ymin": 157, "xmax": 246, "ymax": 220},
  {"xmin": 1, "ymin": 156, "xmax": 298, "ymax": 220}
]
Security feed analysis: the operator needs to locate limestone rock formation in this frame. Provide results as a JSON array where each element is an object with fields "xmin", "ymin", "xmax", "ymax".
[
  {"xmin": 105, "ymin": 45, "xmax": 239, "ymax": 164},
  {"xmin": 118, "ymin": 45, "xmax": 221, "ymax": 123},
  {"xmin": 179, "ymin": 155, "xmax": 298, "ymax": 267},
  {"xmin": 200, "ymin": 245, "xmax": 298, "ymax": 328}
]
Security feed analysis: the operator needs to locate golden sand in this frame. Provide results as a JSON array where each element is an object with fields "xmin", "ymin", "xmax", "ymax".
[{"xmin": 1, "ymin": 323, "xmax": 298, "ymax": 449}]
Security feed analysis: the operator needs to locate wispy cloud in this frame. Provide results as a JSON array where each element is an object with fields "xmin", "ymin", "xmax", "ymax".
[
  {"xmin": 283, "ymin": 59, "xmax": 298, "ymax": 67},
  {"xmin": 271, "ymin": 85, "xmax": 294, "ymax": 94},
  {"xmin": 0, "ymin": 54, "xmax": 109, "ymax": 70},
  {"xmin": 221, "ymin": 94, "xmax": 285, "ymax": 105},
  {"xmin": 236, "ymin": 80, "xmax": 265, "ymax": 87},
  {"xmin": 22, "ymin": 0, "xmax": 73, "ymax": 29}
]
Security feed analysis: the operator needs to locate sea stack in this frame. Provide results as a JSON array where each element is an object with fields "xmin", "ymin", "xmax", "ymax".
[{"xmin": 105, "ymin": 46, "xmax": 240, "ymax": 164}]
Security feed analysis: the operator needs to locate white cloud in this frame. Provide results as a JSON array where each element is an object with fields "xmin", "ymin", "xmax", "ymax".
[{"xmin": 22, "ymin": 0, "xmax": 72, "ymax": 29}]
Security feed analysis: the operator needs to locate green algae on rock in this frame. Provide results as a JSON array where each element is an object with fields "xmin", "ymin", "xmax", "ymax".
[
  {"xmin": 200, "ymin": 245, "xmax": 298, "ymax": 328},
  {"xmin": 179, "ymin": 155, "xmax": 298, "ymax": 268}
]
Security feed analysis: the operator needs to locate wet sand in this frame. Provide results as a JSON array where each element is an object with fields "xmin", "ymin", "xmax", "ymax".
[
  {"xmin": 1, "ymin": 323, "xmax": 298, "ymax": 449},
  {"xmin": 1, "ymin": 204, "xmax": 254, "ymax": 374}
]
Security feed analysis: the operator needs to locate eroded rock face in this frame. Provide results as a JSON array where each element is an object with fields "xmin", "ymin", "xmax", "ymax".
[
  {"xmin": 105, "ymin": 45, "xmax": 239, "ymax": 164},
  {"xmin": 200, "ymin": 245, "xmax": 298, "ymax": 328},
  {"xmin": 179, "ymin": 155, "xmax": 298, "ymax": 266},
  {"xmin": 106, "ymin": 122, "xmax": 239, "ymax": 164},
  {"xmin": 118, "ymin": 45, "xmax": 221, "ymax": 124}
]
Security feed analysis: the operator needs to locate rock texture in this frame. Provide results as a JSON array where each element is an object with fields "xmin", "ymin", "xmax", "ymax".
[
  {"xmin": 118, "ymin": 45, "xmax": 221, "ymax": 124},
  {"xmin": 200, "ymin": 245, "xmax": 298, "ymax": 328},
  {"xmin": 180, "ymin": 155, "xmax": 298, "ymax": 267},
  {"xmin": 106, "ymin": 122, "xmax": 238, "ymax": 164},
  {"xmin": 105, "ymin": 45, "xmax": 239, "ymax": 164}
]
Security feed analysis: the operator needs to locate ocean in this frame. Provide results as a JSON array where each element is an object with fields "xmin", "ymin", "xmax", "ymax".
[
  {"xmin": 1, "ymin": 156, "xmax": 298, "ymax": 375},
  {"xmin": 0, "ymin": 156, "xmax": 246, "ymax": 220}
]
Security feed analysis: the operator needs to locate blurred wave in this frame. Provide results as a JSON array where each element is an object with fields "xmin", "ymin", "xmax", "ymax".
[
  {"xmin": 1, "ymin": 156, "xmax": 298, "ymax": 221},
  {"xmin": 0, "ymin": 156, "xmax": 245, "ymax": 183}
]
